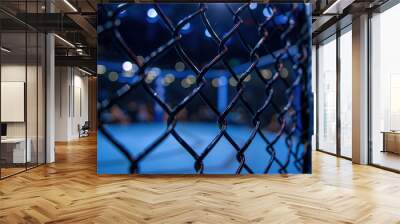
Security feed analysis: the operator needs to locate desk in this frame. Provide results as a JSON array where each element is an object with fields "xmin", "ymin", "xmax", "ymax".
[
  {"xmin": 382, "ymin": 131, "xmax": 400, "ymax": 154},
  {"xmin": 1, "ymin": 138, "xmax": 31, "ymax": 163}
]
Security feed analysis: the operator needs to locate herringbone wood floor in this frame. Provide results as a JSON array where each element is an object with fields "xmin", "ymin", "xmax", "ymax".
[{"xmin": 1, "ymin": 135, "xmax": 400, "ymax": 224}]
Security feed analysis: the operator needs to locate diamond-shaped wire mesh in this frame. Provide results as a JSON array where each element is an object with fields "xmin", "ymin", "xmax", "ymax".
[{"xmin": 97, "ymin": 3, "xmax": 312, "ymax": 174}]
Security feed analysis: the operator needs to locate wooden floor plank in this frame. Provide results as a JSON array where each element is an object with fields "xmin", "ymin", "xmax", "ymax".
[{"xmin": 0, "ymin": 135, "xmax": 400, "ymax": 223}]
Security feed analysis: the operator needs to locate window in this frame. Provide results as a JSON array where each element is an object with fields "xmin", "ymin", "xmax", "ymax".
[
  {"xmin": 317, "ymin": 36, "xmax": 337, "ymax": 154},
  {"xmin": 370, "ymin": 3, "xmax": 400, "ymax": 171},
  {"xmin": 339, "ymin": 28, "xmax": 352, "ymax": 158}
]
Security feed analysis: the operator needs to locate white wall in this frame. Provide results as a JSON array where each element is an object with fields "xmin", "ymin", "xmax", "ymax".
[
  {"xmin": 72, "ymin": 73, "xmax": 89, "ymax": 138},
  {"xmin": 55, "ymin": 67, "xmax": 89, "ymax": 141},
  {"xmin": 1, "ymin": 65, "xmax": 26, "ymax": 139},
  {"xmin": 55, "ymin": 66, "xmax": 69, "ymax": 141},
  {"xmin": 1, "ymin": 65, "xmax": 42, "ymax": 137}
]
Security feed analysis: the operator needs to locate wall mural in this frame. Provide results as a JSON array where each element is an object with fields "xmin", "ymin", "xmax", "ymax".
[{"xmin": 97, "ymin": 3, "xmax": 312, "ymax": 174}]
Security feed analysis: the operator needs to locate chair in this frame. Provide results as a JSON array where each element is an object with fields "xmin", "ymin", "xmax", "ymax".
[{"xmin": 78, "ymin": 121, "xmax": 90, "ymax": 138}]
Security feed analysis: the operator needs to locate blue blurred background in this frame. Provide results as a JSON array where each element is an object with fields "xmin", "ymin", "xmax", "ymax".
[{"xmin": 97, "ymin": 3, "xmax": 311, "ymax": 174}]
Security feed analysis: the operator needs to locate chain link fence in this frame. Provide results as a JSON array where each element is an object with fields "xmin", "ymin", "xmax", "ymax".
[{"xmin": 97, "ymin": 3, "xmax": 312, "ymax": 174}]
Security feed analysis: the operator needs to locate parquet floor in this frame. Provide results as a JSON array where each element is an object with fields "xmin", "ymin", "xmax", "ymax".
[
  {"xmin": 1, "ymin": 167, "xmax": 26, "ymax": 178},
  {"xmin": 1, "ymin": 135, "xmax": 400, "ymax": 224}
]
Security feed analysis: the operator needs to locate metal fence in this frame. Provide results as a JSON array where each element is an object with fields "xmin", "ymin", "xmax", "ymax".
[{"xmin": 97, "ymin": 3, "xmax": 312, "ymax": 174}]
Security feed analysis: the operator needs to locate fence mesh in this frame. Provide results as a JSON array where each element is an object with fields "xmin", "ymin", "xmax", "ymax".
[{"xmin": 97, "ymin": 3, "xmax": 312, "ymax": 174}]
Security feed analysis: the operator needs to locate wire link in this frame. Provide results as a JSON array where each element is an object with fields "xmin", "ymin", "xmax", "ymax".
[{"xmin": 98, "ymin": 3, "xmax": 312, "ymax": 174}]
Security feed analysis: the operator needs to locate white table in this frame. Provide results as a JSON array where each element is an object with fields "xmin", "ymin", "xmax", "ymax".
[{"xmin": 1, "ymin": 138, "xmax": 31, "ymax": 163}]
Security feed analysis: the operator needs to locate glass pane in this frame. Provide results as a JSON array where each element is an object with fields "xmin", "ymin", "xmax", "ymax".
[
  {"xmin": 317, "ymin": 38, "xmax": 337, "ymax": 154},
  {"xmin": 38, "ymin": 32, "xmax": 45, "ymax": 165},
  {"xmin": 1, "ymin": 30, "xmax": 27, "ymax": 177},
  {"xmin": 0, "ymin": 0, "xmax": 46, "ymax": 178},
  {"xmin": 312, "ymin": 46, "xmax": 317, "ymax": 151},
  {"xmin": 26, "ymin": 0, "xmax": 40, "ymax": 169},
  {"xmin": 340, "ymin": 29, "xmax": 352, "ymax": 158},
  {"xmin": 371, "ymin": 5, "xmax": 400, "ymax": 171},
  {"xmin": 27, "ymin": 31, "xmax": 38, "ymax": 169}
]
